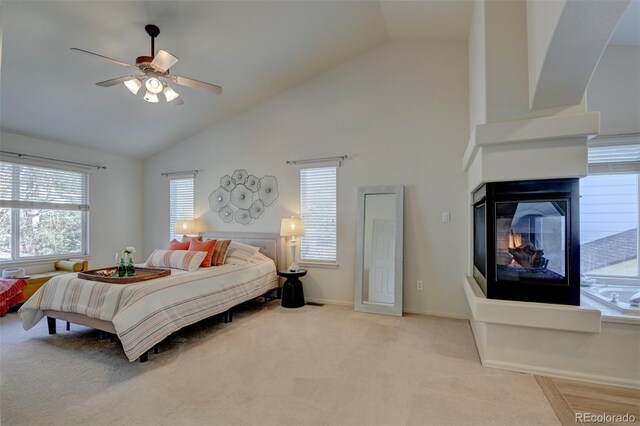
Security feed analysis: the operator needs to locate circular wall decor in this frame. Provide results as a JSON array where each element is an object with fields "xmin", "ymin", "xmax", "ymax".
[
  {"xmin": 209, "ymin": 169, "xmax": 279, "ymax": 225},
  {"xmin": 208, "ymin": 187, "xmax": 230, "ymax": 212}
]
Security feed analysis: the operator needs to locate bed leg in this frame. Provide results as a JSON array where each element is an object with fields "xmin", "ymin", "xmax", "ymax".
[
  {"xmin": 154, "ymin": 344, "xmax": 159, "ymax": 355},
  {"xmin": 139, "ymin": 352, "xmax": 148, "ymax": 363},
  {"xmin": 223, "ymin": 311, "xmax": 228, "ymax": 323},
  {"xmin": 66, "ymin": 321, "xmax": 70, "ymax": 331},
  {"xmin": 228, "ymin": 309, "xmax": 233, "ymax": 323},
  {"xmin": 47, "ymin": 317, "xmax": 56, "ymax": 335}
]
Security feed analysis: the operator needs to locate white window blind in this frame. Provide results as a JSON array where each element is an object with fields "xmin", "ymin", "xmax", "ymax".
[
  {"xmin": 300, "ymin": 166, "xmax": 337, "ymax": 262},
  {"xmin": 588, "ymin": 140, "xmax": 640, "ymax": 175},
  {"xmin": 0, "ymin": 160, "xmax": 89, "ymax": 261},
  {"xmin": 0, "ymin": 161, "xmax": 89, "ymax": 210},
  {"xmin": 169, "ymin": 177, "xmax": 194, "ymax": 241}
]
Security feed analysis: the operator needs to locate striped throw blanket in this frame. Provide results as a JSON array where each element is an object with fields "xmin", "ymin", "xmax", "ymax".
[{"xmin": 19, "ymin": 254, "xmax": 277, "ymax": 361}]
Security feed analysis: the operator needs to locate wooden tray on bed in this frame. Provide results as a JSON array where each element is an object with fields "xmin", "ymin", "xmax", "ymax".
[{"xmin": 77, "ymin": 267, "xmax": 171, "ymax": 284}]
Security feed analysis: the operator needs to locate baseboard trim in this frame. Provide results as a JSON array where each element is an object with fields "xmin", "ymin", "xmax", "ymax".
[
  {"xmin": 403, "ymin": 308, "xmax": 469, "ymax": 320},
  {"xmin": 304, "ymin": 297, "xmax": 352, "ymax": 307},
  {"xmin": 482, "ymin": 358, "xmax": 640, "ymax": 390},
  {"xmin": 304, "ymin": 298, "xmax": 469, "ymax": 320}
]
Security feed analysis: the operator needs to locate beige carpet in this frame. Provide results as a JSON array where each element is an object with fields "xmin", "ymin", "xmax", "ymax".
[{"xmin": 1, "ymin": 303, "xmax": 559, "ymax": 425}]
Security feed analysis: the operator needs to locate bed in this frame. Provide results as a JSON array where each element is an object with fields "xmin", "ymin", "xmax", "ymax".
[{"xmin": 19, "ymin": 232, "xmax": 284, "ymax": 362}]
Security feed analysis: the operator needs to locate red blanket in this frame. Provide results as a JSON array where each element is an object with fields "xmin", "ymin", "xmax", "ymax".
[{"xmin": 0, "ymin": 278, "xmax": 27, "ymax": 316}]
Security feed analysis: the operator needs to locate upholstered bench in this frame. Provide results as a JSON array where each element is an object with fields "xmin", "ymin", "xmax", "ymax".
[{"xmin": 22, "ymin": 259, "xmax": 89, "ymax": 301}]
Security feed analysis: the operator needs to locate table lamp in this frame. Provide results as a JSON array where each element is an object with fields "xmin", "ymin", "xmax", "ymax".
[
  {"xmin": 280, "ymin": 217, "xmax": 305, "ymax": 272},
  {"xmin": 174, "ymin": 219, "xmax": 199, "ymax": 238}
]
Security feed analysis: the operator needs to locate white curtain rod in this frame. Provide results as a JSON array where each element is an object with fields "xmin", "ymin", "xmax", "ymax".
[
  {"xmin": 161, "ymin": 170, "xmax": 199, "ymax": 177},
  {"xmin": 0, "ymin": 150, "xmax": 107, "ymax": 170},
  {"xmin": 286, "ymin": 155, "xmax": 349, "ymax": 165}
]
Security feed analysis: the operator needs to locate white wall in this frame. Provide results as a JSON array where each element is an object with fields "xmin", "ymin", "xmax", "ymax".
[
  {"xmin": 0, "ymin": 131, "xmax": 143, "ymax": 272},
  {"xmin": 526, "ymin": 0, "xmax": 566, "ymax": 108},
  {"xmin": 588, "ymin": 45, "xmax": 640, "ymax": 135},
  {"xmin": 468, "ymin": 0, "xmax": 486, "ymax": 130},
  {"xmin": 144, "ymin": 42, "xmax": 470, "ymax": 317}
]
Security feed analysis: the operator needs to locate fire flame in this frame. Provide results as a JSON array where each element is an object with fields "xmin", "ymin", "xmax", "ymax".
[{"xmin": 508, "ymin": 230, "xmax": 523, "ymax": 249}]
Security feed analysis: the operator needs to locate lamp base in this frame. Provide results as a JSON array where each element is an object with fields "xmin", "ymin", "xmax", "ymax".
[{"xmin": 288, "ymin": 262, "xmax": 301, "ymax": 273}]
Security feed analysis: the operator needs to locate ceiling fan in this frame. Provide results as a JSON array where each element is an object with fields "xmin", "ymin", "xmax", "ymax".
[{"xmin": 71, "ymin": 24, "xmax": 222, "ymax": 105}]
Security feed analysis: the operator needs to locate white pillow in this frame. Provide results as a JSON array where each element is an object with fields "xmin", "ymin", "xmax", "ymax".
[
  {"xmin": 145, "ymin": 249, "xmax": 207, "ymax": 272},
  {"xmin": 224, "ymin": 242, "xmax": 260, "ymax": 265}
]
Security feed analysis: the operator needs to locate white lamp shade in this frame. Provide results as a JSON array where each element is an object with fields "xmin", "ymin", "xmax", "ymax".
[
  {"xmin": 280, "ymin": 218, "xmax": 304, "ymax": 237},
  {"xmin": 145, "ymin": 77, "xmax": 163, "ymax": 94},
  {"xmin": 144, "ymin": 91, "xmax": 159, "ymax": 103},
  {"xmin": 163, "ymin": 85, "xmax": 180, "ymax": 102},
  {"xmin": 174, "ymin": 219, "xmax": 198, "ymax": 236},
  {"xmin": 124, "ymin": 79, "xmax": 142, "ymax": 95}
]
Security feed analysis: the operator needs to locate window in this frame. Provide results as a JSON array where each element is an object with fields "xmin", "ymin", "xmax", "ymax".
[
  {"xmin": 300, "ymin": 166, "xmax": 337, "ymax": 263},
  {"xmin": 580, "ymin": 141, "xmax": 640, "ymax": 280},
  {"xmin": 169, "ymin": 176, "xmax": 194, "ymax": 241},
  {"xmin": 0, "ymin": 161, "xmax": 89, "ymax": 262}
]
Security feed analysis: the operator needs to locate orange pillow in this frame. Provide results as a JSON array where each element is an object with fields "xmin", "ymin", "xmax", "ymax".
[
  {"xmin": 188, "ymin": 239, "xmax": 217, "ymax": 267},
  {"xmin": 168, "ymin": 239, "xmax": 190, "ymax": 250}
]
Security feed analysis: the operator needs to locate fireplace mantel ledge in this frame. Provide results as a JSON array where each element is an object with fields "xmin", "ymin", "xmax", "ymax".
[
  {"xmin": 463, "ymin": 275, "xmax": 601, "ymax": 333},
  {"xmin": 463, "ymin": 112, "xmax": 600, "ymax": 172}
]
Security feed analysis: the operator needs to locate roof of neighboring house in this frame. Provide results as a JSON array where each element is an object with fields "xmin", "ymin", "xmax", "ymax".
[{"xmin": 581, "ymin": 228, "xmax": 637, "ymax": 272}]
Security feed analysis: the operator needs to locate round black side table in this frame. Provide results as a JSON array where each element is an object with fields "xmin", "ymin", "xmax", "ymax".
[{"xmin": 279, "ymin": 270, "xmax": 307, "ymax": 308}]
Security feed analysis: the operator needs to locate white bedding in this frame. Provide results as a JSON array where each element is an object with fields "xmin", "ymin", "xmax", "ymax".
[{"xmin": 19, "ymin": 253, "xmax": 277, "ymax": 361}]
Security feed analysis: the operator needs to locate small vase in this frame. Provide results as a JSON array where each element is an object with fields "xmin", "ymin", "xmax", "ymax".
[
  {"xmin": 118, "ymin": 257, "xmax": 126, "ymax": 277},
  {"xmin": 127, "ymin": 256, "xmax": 135, "ymax": 276}
]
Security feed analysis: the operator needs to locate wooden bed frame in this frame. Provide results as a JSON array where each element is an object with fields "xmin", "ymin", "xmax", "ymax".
[{"xmin": 44, "ymin": 232, "xmax": 285, "ymax": 362}]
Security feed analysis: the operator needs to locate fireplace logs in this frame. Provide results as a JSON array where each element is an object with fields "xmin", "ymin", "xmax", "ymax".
[{"xmin": 507, "ymin": 230, "xmax": 549, "ymax": 269}]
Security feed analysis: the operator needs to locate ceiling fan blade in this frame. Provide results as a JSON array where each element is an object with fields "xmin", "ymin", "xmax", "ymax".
[
  {"xmin": 151, "ymin": 50, "xmax": 179, "ymax": 72},
  {"xmin": 96, "ymin": 76, "xmax": 141, "ymax": 87},
  {"xmin": 170, "ymin": 75, "xmax": 222, "ymax": 95},
  {"xmin": 70, "ymin": 48, "xmax": 139, "ymax": 70},
  {"xmin": 170, "ymin": 97, "xmax": 184, "ymax": 106}
]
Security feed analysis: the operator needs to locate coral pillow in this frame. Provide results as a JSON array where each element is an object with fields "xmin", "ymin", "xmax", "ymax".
[
  {"xmin": 189, "ymin": 239, "xmax": 217, "ymax": 267},
  {"xmin": 168, "ymin": 239, "xmax": 190, "ymax": 250}
]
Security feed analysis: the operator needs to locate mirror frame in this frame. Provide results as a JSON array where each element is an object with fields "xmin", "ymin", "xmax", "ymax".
[{"xmin": 354, "ymin": 185, "xmax": 404, "ymax": 316}]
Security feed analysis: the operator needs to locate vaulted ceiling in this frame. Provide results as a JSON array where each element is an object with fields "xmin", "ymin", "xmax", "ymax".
[
  {"xmin": 4, "ymin": 1, "xmax": 635, "ymax": 159},
  {"xmin": 0, "ymin": 1, "xmax": 473, "ymax": 158}
]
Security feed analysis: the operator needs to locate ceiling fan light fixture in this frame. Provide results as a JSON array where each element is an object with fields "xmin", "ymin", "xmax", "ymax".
[
  {"xmin": 124, "ymin": 78, "xmax": 142, "ymax": 95},
  {"xmin": 145, "ymin": 77, "xmax": 163, "ymax": 94},
  {"xmin": 163, "ymin": 85, "xmax": 180, "ymax": 102},
  {"xmin": 144, "ymin": 91, "xmax": 159, "ymax": 103}
]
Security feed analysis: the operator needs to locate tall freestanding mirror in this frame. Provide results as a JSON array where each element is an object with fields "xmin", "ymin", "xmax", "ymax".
[{"xmin": 355, "ymin": 185, "xmax": 404, "ymax": 316}]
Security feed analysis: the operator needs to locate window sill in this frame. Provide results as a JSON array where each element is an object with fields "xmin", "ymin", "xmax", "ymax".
[
  {"xmin": 299, "ymin": 261, "xmax": 339, "ymax": 269},
  {"xmin": 583, "ymin": 275, "xmax": 640, "ymax": 287},
  {"xmin": 0, "ymin": 255, "xmax": 90, "ymax": 269}
]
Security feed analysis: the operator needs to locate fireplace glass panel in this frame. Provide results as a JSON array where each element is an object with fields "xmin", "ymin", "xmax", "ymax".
[{"xmin": 495, "ymin": 200, "xmax": 567, "ymax": 283}]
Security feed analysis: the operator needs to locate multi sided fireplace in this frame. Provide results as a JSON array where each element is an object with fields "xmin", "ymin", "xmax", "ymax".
[{"xmin": 473, "ymin": 179, "xmax": 580, "ymax": 305}]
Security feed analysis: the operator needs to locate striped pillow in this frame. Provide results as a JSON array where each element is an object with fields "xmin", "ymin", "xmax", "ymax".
[
  {"xmin": 145, "ymin": 250, "xmax": 207, "ymax": 272},
  {"xmin": 211, "ymin": 240, "xmax": 231, "ymax": 266},
  {"xmin": 224, "ymin": 242, "xmax": 260, "ymax": 265}
]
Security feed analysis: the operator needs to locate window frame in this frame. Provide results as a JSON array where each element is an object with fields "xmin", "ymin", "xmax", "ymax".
[
  {"xmin": 168, "ymin": 175, "xmax": 195, "ymax": 242},
  {"xmin": 581, "ymin": 137, "xmax": 640, "ymax": 285},
  {"xmin": 0, "ymin": 161, "xmax": 90, "ymax": 265},
  {"xmin": 299, "ymin": 165, "xmax": 338, "ymax": 268}
]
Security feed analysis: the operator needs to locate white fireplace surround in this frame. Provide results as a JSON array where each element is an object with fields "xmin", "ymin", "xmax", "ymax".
[
  {"xmin": 462, "ymin": 110, "xmax": 640, "ymax": 389},
  {"xmin": 464, "ymin": 111, "xmax": 600, "ymax": 192}
]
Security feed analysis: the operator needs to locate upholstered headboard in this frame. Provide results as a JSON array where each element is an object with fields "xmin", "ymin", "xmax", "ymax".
[{"xmin": 199, "ymin": 231, "xmax": 284, "ymax": 271}]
